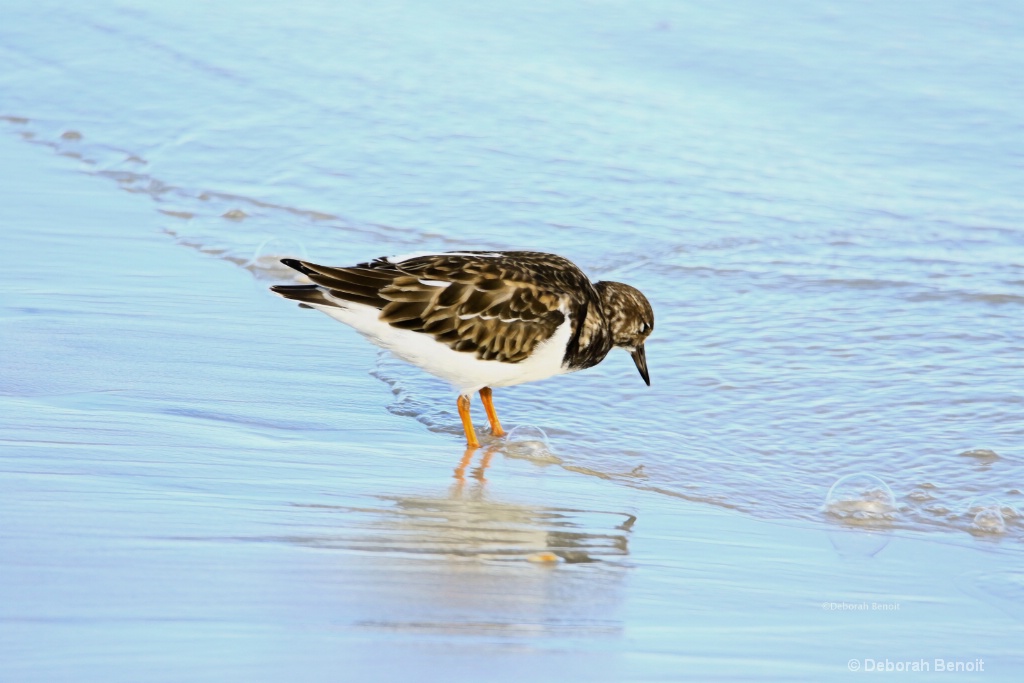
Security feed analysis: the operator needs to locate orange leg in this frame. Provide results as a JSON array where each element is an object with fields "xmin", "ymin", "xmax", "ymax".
[
  {"xmin": 453, "ymin": 447, "xmax": 476, "ymax": 479},
  {"xmin": 457, "ymin": 394, "xmax": 481, "ymax": 449},
  {"xmin": 453, "ymin": 444, "xmax": 496, "ymax": 480},
  {"xmin": 479, "ymin": 387, "xmax": 505, "ymax": 437}
]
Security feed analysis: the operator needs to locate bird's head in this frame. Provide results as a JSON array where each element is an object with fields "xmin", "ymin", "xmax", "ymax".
[{"xmin": 595, "ymin": 281, "xmax": 654, "ymax": 386}]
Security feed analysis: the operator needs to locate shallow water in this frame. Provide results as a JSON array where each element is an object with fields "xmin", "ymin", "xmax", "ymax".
[
  {"xmin": 5, "ymin": 0, "xmax": 1020, "ymax": 541},
  {"xmin": 3, "ymin": 2, "xmax": 1024, "ymax": 678}
]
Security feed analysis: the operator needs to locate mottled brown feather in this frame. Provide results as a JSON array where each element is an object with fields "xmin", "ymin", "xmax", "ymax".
[{"xmin": 277, "ymin": 252, "xmax": 595, "ymax": 363}]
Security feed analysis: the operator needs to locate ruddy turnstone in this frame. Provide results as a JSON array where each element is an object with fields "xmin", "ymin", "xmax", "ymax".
[{"xmin": 271, "ymin": 251, "xmax": 653, "ymax": 448}]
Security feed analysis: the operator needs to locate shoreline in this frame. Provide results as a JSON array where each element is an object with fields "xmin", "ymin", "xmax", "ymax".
[{"xmin": 2, "ymin": 130, "xmax": 1023, "ymax": 681}]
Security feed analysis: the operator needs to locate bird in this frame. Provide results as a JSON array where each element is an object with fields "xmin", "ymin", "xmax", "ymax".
[{"xmin": 270, "ymin": 250, "xmax": 654, "ymax": 448}]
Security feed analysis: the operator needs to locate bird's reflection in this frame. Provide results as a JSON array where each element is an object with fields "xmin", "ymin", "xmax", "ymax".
[
  {"xmin": 282, "ymin": 454, "xmax": 635, "ymax": 638},
  {"xmin": 289, "ymin": 461, "xmax": 634, "ymax": 564}
]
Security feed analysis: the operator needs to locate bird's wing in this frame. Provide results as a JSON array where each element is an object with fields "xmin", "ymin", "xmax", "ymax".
[{"xmin": 281, "ymin": 252, "xmax": 587, "ymax": 363}]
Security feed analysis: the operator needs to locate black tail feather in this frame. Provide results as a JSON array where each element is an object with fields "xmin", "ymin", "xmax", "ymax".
[
  {"xmin": 269, "ymin": 284, "xmax": 335, "ymax": 307},
  {"xmin": 277, "ymin": 258, "xmax": 392, "ymax": 309}
]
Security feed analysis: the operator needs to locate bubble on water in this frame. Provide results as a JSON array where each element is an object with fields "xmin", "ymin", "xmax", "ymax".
[
  {"xmin": 966, "ymin": 495, "xmax": 1019, "ymax": 519},
  {"xmin": 827, "ymin": 529, "xmax": 891, "ymax": 558},
  {"xmin": 246, "ymin": 236, "xmax": 308, "ymax": 280},
  {"xmin": 973, "ymin": 510, "xmax": 1006, "ymax": 534},
  {"xmin": 967, "ymin": 496, "xmax": 1008, "ymax": 534},
  {"xmin": 825, "ymin": 473, "xmax": 897, "ymax": 522},
  {"xmin": 505, "ymin": 425, "xmax": 559, "ymax": 462}
]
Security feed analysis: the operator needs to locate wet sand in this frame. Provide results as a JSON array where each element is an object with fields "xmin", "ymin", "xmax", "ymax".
[{"xmin": 2, "ymin": 132, "xmax": 1023, "ymax": 681}]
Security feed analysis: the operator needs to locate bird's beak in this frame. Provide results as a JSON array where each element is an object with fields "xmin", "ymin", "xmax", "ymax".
[{"xmin": 631, "ymin": 344, "xmax": 650, "ymax": 386}]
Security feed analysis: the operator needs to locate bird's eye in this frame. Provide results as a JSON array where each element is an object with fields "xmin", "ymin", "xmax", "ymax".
[{"xmin": 639, "ymin": 322, "xmax": 649, "ymax": 334}]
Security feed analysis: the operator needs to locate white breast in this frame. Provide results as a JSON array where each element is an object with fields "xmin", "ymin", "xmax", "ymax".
[{"xmin": 308, "ymin": 301, "xmax": 572, "ymax": 395}]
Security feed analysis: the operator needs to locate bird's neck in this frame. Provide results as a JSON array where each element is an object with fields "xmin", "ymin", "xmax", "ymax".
[{"xmin": 562, "ymin": 286, "xmax": 614, "ymax": 370}]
